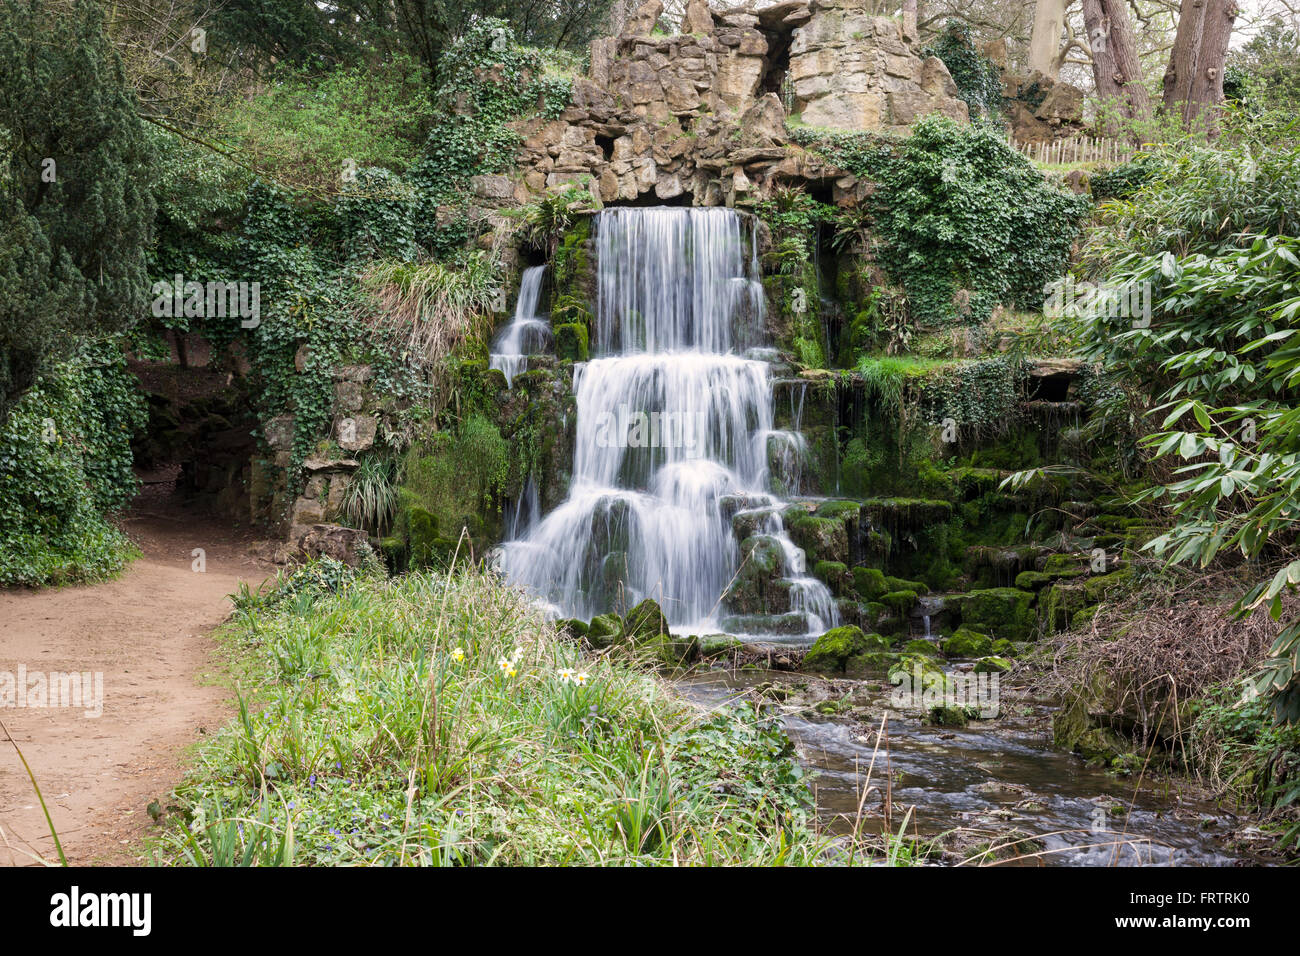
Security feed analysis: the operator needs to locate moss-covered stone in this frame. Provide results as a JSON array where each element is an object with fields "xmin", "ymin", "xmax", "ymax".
[
  {"xmin": 903, "ymin": 638, "xmax": 941, "ymax": 657},
  {"xmin": 555, "ymin": 618, "xmax": 589, "ymax": 640},
  {"xmin": 852, "ymin": 566, "xmax": 889, "ymax": 601},
  {"xmin": 942, "ymin": 626, "xmax": 994, "ymax": 658},
  {"xmin": 884, "ymin": 575, "xmax": 928, "ymax": 595},
  {"xmin": 789, "ymin": 516, "xmax": 848, "ymax": 565},
  {"xmin": 554, "ymin": 322, "xmax": 589, "ymax": 362},
  {"xmin": 624, "ymin": 598, "xmax": 668, "ymax": 645},
  {"xmin": 880, "ymin": 589, "xmax": 919, "ymax": 614},
  {"xmin": 803, "ymin": 625, "xmax": 888, "ymax": 673},
  {"xmin": 1014, "ymin": 568, "xmax": 1085, "ymax": 590},
  {"xmin": 952, "ymin": 587, "xmax": 1036, "ymax": 640},
  {"xmin": 973, "ymin": 656, "xmax": 1012, "ymax": 674},
  {"xmin": 586, "ymin": 613, "xmax": 623, "ymax": 649},
  {"xmin": 927, "ymin": 704, "xmax": 969, "ymax": 727},
  {"xmin": 1083, "ymin": 567, "xmax": 1134, "ymax": 603},
  {"xmin": 813, "ymin": 560, "xmax": 850, "ymax": 596}
]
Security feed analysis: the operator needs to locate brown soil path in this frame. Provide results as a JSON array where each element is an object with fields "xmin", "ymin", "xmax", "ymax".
[{"xmin": 0, "ymin": 498, "xmax": 273, "ymax": 866}]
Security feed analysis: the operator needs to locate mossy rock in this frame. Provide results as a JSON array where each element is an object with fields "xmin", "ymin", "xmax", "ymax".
[
  {"xmin": 990, "ymin": 638, "xmax": 1017, "ymax": 657},
  {"xmin": 1014, "ymin": 568, "xmax": 1085, "ymax": 590},
  {"xmin": 652, "ymin": 633, "xmax": 698, "ymax": 667},
  {"xmin": 698, "ymin": 634, "xmax": 743, "ymax": 658},
  {"xmin": 586, "ymin": 613, "xmax": 623, "ymax": 649},
  {"xmin": 1083, "ymin": 568, "xmax": 1134, "ymax": 603},
  {"xmin": 1070, "ymin": 605, "xmax": 1100, "ymax": 629},
  {"xmin": 1042, "ymin": 553, "xmax": 1086, "ymax": 573},
  {"xmin": 880, "ymin": 589, "xmax": 919, "ymax": 614},
  {"xmin": 927, "ymin": 705, "xmax": 969, "ymax": 728},
  {"xmin": 852, "ymin": 566, "xmax": 889, "ymax": 601},
  {"xmin": 554, "ymin": 322, "xmax": 589, "ymax": 362},
  {"xmin": 973, "ymin": 656, "xmax": 1012, "ymax": 674},
  {"xmin": 942, "ymin": 626, "xmax": 994, "ymax": 658},
  {"xmin": 813, "ymin": 560, "xmax": 850, "ymax": 596},
  {"xmin": 877, "ymin": 614, "xmax": 905, "ymax": 635},
  {"xmin": 884, "ymin": 575, "xmax": 928, "ymax": 595},
  {"xmin": 624, "ymin": 598, "xmax": 668, "ymax": 645},
  {"xmin": 555, "ymin": 618, "xmax": 589, "ymax": 640},
  {"xmin": 803, "ymin": 625, "xmax": 888, "ymax": 673},
  {"xmin": 814, "ymin": 499, "xmax": 862, "ymax": 522},
  {"xmin": 903, "ymin": 638, "xmax": 941, "ymax": 657},
  {"xmin": 407, "ymin": 506, "xmax": 439, "ymax": 567},
  {"xmin": 1052, "ymin": 694, "xmax": 1128, "ymax": 762},
  {"xmin": 789, "ymin": 516, "xmax": 848, "ymax": 565},
  {"xmin": 952, "ymin": 587, "xmax": 1036, "ymax": 640}
]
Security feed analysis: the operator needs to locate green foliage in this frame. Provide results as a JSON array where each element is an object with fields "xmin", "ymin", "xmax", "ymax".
[
  {"xmin": 0, "ymin": 341, "xmax": 146, "ymax": 586},
  {"xmin": 340, "ymin": 455, "xmax": 398, "ymax": 535},
  {"xmin": 160, "ymin": 567, "xmax": 830, "ymax": 866},
  {"xmin": 408, "ymin": 19, "xmax": 573, "ymax": 208},
  {"xmin": 1225, "ymin": 17, "xmax": 1300, "ymax": 119},
  {"xmin": 1072, "ymin": 135, "xmax": 1300, "ymax": 722},
  {"xmin": 922, "ymin": 21, "xmax": 1003, "ymax": 120},
  {"xmin": 0, "ymin": 0, "xmax": 155, "ymax": 422},
  {"xmin": 216, "ymin": 55, "xmax": 436, "ymax": 194},
  {"xmin": 794, "ymin": 117, "xmax": 1089, "ymax": 325},
  {"xmin": 398, "ymin": 414, "xmax": 509, "ymax": 563}
]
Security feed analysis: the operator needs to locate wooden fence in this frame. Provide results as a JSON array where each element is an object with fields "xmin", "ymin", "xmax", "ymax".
[{"xmin": 1008, "ymin": 133, "xmax": 1136, "ymax": 166}]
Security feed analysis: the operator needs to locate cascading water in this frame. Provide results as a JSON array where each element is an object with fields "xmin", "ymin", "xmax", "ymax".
[
  {"xmin": 499, "ymin": 207, "xmax": 836, "ymax": 638},
  {"xmin": 489, "ymin": 264, "xmax": 549, "ymax": 387}
]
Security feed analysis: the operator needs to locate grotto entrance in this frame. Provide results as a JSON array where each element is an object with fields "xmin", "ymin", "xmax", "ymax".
[{"xmin": 128, "ymin": 332, "xmax": 261, "ymax": 524}]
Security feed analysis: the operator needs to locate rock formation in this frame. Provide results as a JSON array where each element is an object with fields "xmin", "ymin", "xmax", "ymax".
[{"xmin": 509, "ymin": 0, "xmax": 970, "ymax": 207}]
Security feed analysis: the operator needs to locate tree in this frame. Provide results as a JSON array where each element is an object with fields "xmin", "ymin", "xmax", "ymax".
[
  {"xmin": 1029, "ymin": 0, "xmax": 1070, "ymax": 77},
  {"xmin": 1163, "ymin": 0, "xmax": 1240, "ymax": 133},
  {"xmin": 0, "ymin": 0, "xmax": 155, "ymax": 424},
  {"xmin": 1080, "ymin": 0, "xmax": 1153, "ymax": 132}
]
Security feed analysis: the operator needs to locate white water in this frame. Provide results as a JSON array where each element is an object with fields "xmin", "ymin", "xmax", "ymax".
[
  {"xmin": 489, "ymin": 264, "xmax": 548, "ymax": 386},
  {"xmin": 499, "ymin": 207, "xmax": 837, "ymax": 637}
]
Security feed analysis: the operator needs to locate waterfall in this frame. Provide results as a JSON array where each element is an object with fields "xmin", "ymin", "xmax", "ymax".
[
  {"xmin": 489, "ymin": 265, "xmax": 548, "ymax": 387},
  {"xmin": 499, "ymin": 207, "xmax": 836, "ymax": 638}
]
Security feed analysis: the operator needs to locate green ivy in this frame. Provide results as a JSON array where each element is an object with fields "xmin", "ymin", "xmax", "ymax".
[
  {"xmin": 793, "ymin": 117, "xmax": 1089, "ymax": 326},
  {"xmin": 922, "ymin": 21, "xmax": 1003, "ymax": 120},
  {"xmin": 0, "ymin": 341, "xmax": 146, "ymax": 585}
]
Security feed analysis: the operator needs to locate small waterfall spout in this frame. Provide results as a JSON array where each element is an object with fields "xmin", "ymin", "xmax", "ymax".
[{"xmin": 490, "ymin": 265, "xmax": 549, "ymax": 386}]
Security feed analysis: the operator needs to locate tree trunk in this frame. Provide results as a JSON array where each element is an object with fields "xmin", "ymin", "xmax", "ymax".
[
  {"xmin": 1163, "ymin": 0, "xmax": 1207, "ymax": 110},
  {"xmin": 1182, "ymin": 0, "xmax": 1239, "ymax": 134},
  {"xmin": 1028, "ymin": 0, "xmax": 1070, "ymax": 79},
  {"xmin": 1081, "ymin": 0, "xmax": 1152, "ymax": 136}
]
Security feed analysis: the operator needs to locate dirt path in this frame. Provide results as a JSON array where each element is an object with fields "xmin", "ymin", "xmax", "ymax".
[{"xmin": 0, "ymin": 498, "xmax": 274, "ymax": 866}]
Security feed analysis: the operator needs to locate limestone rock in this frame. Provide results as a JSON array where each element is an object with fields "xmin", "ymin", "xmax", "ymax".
[
  {"xmin": 681, "ymin": 0, "xmax": 714, "ymax": 34},
  {"xmin": 624, "ymin": 0, "xmax": 663, "ymax": 36}
]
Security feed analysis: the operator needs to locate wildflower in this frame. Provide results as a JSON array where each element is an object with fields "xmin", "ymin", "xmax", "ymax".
[
  {"xmin": 574, "ymin": 672, "xmax": 590, "ymax": 687},
  {"xmin": 497, "ymin": 657, "xmax": 517, "ymax": 677},
  {"xmin": 451, "ymin": 647, "xmax": 465, "ymax": 663}
]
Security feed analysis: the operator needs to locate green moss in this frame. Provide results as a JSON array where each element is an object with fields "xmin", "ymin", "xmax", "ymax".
[
  {"xmin": 587, "ymin": 612, "xmax": 623, "ymax": 649},
  {"xmin": 852, "ymin": 567, "xmax": 889, "ymax": 600},
  {"xmin": 803, "ymin": 625, "xmax": 888, "ymax": 673},
  {"xmin": 927, "ymin": 705, "xmax": 969, "ymax": 727},
  {"xmin": 942, "ymin": 626, "xmax": 994, "ymax": 658},
  {"xmin": 813, "ymin": 560, "xmax": 849, "ymax": 595},
  {"xmin": 554, "ymin": 322, "xmax": 589, "ymax": 362},
  {"xmin": 624, "ymin": 598, "xmax": 668, "ymax": 645},
  {"xmin": 880, "ymin": 589, "xmax": 919, "ymax": 614},
  {"xmin": 952, "ymin": 587, "xmax": 1036, "ymax": 640},
  {"xmin": 973, "ymin": 656, "xmax": 1012, "ymax": 674},
  {"xmin": 884, "ymin": 575, "xmax": 928, "ymax": 595},
  {"xmin": 903, "ymin": 638, "xmax": 941, "ymax": 657},
  {"xmin": 815, "ymin": 499, "xmax": 862, "ymax": 522}
]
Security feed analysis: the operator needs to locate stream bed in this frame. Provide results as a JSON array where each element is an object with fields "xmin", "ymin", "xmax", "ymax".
[{"xmin": 675, "ymin": 668, "xmax": 1266, "ymax": 866}]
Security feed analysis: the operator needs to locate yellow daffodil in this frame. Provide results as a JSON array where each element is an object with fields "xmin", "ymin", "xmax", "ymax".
[{"xmin": 451, "ymin": 647, "xmax": 465, "ymax": 662}]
